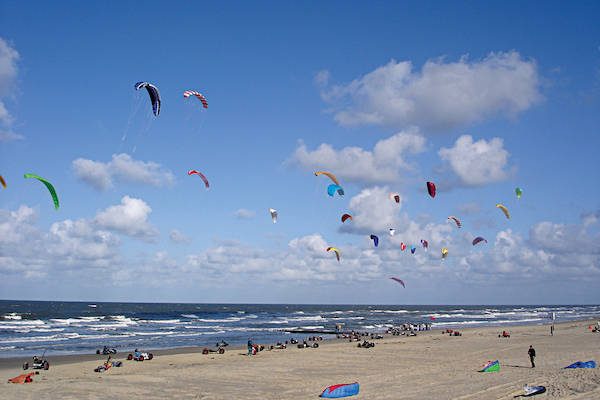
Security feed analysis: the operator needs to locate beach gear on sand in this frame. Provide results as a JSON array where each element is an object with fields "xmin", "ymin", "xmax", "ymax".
[
  {"xmin": 8, "ymin": 372, "xmax": 35, "ymax": 384},
  {"xmin": 320, "ymin": 382, "xmax": 359, "ymax": 398},
  {"xmin": 479, "ymin": 360, "xmax": 499, "ymax": 372},
  {"xmin": 563, "ymin": 360, "xmax": 596, "ymax": 369},
  {"xmin": 514, "ymin": 385, "xmax": 546, "ymax": 397}
]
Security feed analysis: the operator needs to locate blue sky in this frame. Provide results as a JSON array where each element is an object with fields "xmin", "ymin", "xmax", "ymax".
[{"xmin": 1, "ymin": 1, "xmax": 599, "ymax": 304}]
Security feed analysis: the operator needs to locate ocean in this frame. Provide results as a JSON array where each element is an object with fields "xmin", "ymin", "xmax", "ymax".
[{"xmin": 1, "ymin": 301, "xmax": 598, "ymax": 358}]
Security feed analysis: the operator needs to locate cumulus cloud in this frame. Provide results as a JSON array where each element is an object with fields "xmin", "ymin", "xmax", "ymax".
[
  {"xmin": 0, "ymin": 205, "xmax": 121, "ymax": 279},
  {"xmin": 321, "ymin": 51, "xmax": 542, "ymax": 132},
  {"xmin": 287, "ymin": 128, "xmax": 426, "ymax": 185},
  {"xmin": 169, "ymin": 229, "xmax": 190, "ymax": 244},
  {"xmin": 94, "ymin": 196, "xmax": 159, "ymax": 242},
  {"xmin": 339, "ymin": 186, "xmax": 408, "ymax": 234},
  {"xmin": 72, "ymin": 153, "xmax": 175, "ymax": 191},
  {"xmin": 234, "ymin": 209, "xmax": 256, "ymax": 219},
  {"xmin": 438, "ymin": 135, "xmax": 514, "ymax": 186},
  {"xmin": 0, "ymin": 37, "xmax": 21, "ymax": 139}
]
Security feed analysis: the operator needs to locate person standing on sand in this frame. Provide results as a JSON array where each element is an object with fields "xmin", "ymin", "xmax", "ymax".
[{"xmin": 528, "ymin": 345, "xmax": 536, "ymax": 368}]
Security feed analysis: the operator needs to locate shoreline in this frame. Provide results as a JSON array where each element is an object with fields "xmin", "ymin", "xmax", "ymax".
[
  {"xmin": 3, "ymin": 318, "xmax": 600, "ymax": 399},
  {"xmin": 0, "ymin": 316, "xmax": 592, "ymax": 367}
]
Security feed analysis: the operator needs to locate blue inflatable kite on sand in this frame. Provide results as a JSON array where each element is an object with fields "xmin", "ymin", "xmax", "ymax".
[
  {"xmin": 320, "ymin": 382, "xmax": 359, "ymax": 398},
  {"xmin": 563, "ymin": 360, "xmax": 596, "ymax": 369}
]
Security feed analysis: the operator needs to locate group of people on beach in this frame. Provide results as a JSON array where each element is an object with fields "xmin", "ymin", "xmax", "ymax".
[{"xmin": 386, "ymin": 322, "xmax": 432, "ymax": 335}]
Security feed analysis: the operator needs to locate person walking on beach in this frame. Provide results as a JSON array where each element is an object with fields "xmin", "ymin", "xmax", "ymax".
[
  {"xmin": 528, "ymin": 345, "xmax": 536, "ymax": 368},
  {"xmin": 248, "ymin": 338, "xmax": 253, "ymax": 355}
]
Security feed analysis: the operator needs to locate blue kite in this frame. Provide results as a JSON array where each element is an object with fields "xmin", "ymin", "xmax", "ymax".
[
  {"xmin": 370, "ymin": 235, "xmax": 379, "ymax": 247},
  {"xmin": 563, "ymin": 360, "xmax": 596, "ymax": 369},
  {"xmin": 320, "ymin": 382, "xmax": 359, "ymax": 398},
  {"xmin": 327, "ymin": 184, "xmax": 344, "ymax": 197},
  {"xmin": 135, "ymin": 81, "xmax": 161, "ymax": 116}
]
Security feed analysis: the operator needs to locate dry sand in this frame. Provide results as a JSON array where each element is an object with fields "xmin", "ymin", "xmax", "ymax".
[{"xmin": 3, "ymin": 319, "xmax": 600, "ymax": 399}]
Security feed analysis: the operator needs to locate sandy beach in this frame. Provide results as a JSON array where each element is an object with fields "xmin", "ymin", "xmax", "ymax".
[{"xmin": 3, "ymin": 319, "xmax": 600, "ymax": 399}]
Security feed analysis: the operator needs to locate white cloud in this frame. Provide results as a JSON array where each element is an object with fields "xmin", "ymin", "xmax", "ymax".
[
  {"xmin": 321, "ymin": 51, "xmax": 542, "ymax": 132},
  {"xmin": 288, "ymin": 128, "xmax": 426, "ymax": 185},
  {"xmin": 169, "ymin": 229, "xmax": 190, "ymax": 244},
  {"xmin": 72, "ymin": 158, "xmax": 113, "ymax": 190},
  {"xmin": 339, "ymin": 186, "xmax": 408, "ymax": 234},
  {"xmin": 0, "ymin": 205, "xmax": 121, "ymax": 279},
  {"xmin": 314, "ymin": 70, "xmax": 330, "ymax": 87},
  {"xmin": 94, "ymin": 196, "xmax": 159, "ymax": 242},
  {"xmin": 0, "ymin": 37, "xmax": 20, "ymax": 138},
  {"xmin": 234, "ymin": 209, "xmax": 256, "ymax": 219},
  {"xmin": 438, "ymin": 135, "xmax": 513, "ymax": 186},
  {"xmin": 72, "ymin": 153, "xmax": 175, "ymax": 191}
]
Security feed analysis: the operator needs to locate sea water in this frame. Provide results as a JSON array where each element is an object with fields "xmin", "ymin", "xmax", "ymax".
[{"xmin": 1, "ymin": 300, "xmax": 598, "ymax": 358}]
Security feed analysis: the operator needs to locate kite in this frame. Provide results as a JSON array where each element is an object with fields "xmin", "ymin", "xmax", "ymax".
[
  {"xmin": 183, "ymin": 90, "xmax": 208, "ymax": 108},
  {"xmin": 515, "ymin": 187, "xmax": 523, "ymax": 199},
  {"xmin": 421, "ymin": 239, "xmax": 428, "ymax": 249},
  {"xmin": 400, "ymin": 242, "xmax": 406, "ymax": 251},
  {"xmin": 496, "ymin": 204, "xmax": 510, "ymax": 219},
  {"xmin": 472, "ymin": 237, "xmax": 487, "ymax": 246},
  {"xmin": 134, "ymin": 81, "xmax": 161, "ymax": 116},
  {"xmin": 514, "ymin": 385, "xmax": 546, "ymax": 397},
  {"xmin": 479, "ymin": 360, "xmax": 499, "ymax": 372},
  {"xmin": 410, "ymin": 246, "xmax": 416, "ymax": 254},
  {"xmin": 389, "ymin": 193, "xmax": 400, "ymax": 203},
  {"xmin": 315, "ymin": 171, "xmax": 340, "ymax": 186},
  {"xmin": 319, "ymin": 382, "xmax": 359, "ymax": 398},
  {"xmin": 327, "ymin": 247, "xmax": 340, "ymax": 262},
  {"xmin": 389, "ymin": 228, "xmax": 395, "ymax": 236},
  {"xmin": 448, "ymin": 216, "xmax": 461, "ymax": 228},
  {"xmin": 0, "ymin": 175, "xmax": 5, "ymax": 189},
  {"xmin": 427, "ymin": 181, "xmax": 436, "ymax": 198},
  {"xmin": 563, "ymin": 361, "xmax": 596, "ymax": 369},
  {"xmin": 341, "ymin": 214, "xmax": 353, "ymax": 223},
  {"xmin": 187, "ymin": 170, "xmax": 210, "ymax": 189},
  {"xmin": 369, "ymin": 235, "xmax": 379, "ymax": 247},
  {"xmin": 269, "ymin": 209, "xmax": 278, "ymax": 223},
  {"xmin": 390, "ymin": 278, "xmax": 405, "ymax": 288},
  {"xmin": 24, "ymin": 174, "xmax": 59, "ymax": 210},
  {"xmin": 327, "ymin": 184, "xmax": 344, "ymax": 197},
  {"xmin": 442, "ymin": 248, "xmax": 448, "ymax": 259}
]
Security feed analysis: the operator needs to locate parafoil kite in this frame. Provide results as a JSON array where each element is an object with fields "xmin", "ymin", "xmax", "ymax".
[
  {"xmin": 269, "ymin": 209, "xmax": 278, "ymax": 223},
  {"xmin": 442, "ymin": 248, "xmax": 448, "ymax": 259},
  {"xmin": 515, "ymin": 187, "xmax": 523, "ymax": 199},
  {"xmin": 341, "ymin": 214, "xmax": 353, "ymax": 223},
  {"xmin": 496, "ymin": 204, "xmax": 510, "ymax": 219},
  {"xmin": 390, "ymin": 277, "xmax": 405, "ymax": 288},
  {"xmin": 427, "ymin": 182, "xmax": 436, "ymax": 198},
  {"xmin": 448, "ymin": 216, "xmax": 461, "ymax": 228},
  {"xmin": 389, "ymin": 193, "xmax": 400, "ymax": 204},
  {"xmin": 421, "ymin": 239, "xmax": 428, "ymax": 249},
  {"xmin": 24, "ymin": 174, "xmax": 59, "ymax": 210},
  {"xmin": 370, "ymin": 235, "xmax": 379, "ymax": 247},
  {"xmin": 400, "ymin": 242, "xmax": 406, "ymax": 251},
  {"xmin": 327, "ymin": 184, "xmax": 344, "ymax": 197},
  {"xmin": 315, "ymin": 171, "xmax": 340, "ymax": 186},
  {"xmin": 389, "ymin": 228, "xmax": 395, "ymax": 236},
  {"xmin": 472, "ymin": 236, "xmax": 487, "ymax": 246},
  {"xmin": 0, "ymin": 175, "xmax": 6, "ymax": 189},
  {"xmin": 410, "ymin": 246, "xmax": 416, "ymax": 254},
  {"xmin": 326, "ymin": 247, "xmax": 340, "ymax": 262},
  {"xmin": 134, "ymin": 81, "xmax": 161, "ymax": 116},
  {"xmin": 188, "ymin": 170, "xmax": 209, "ymax": 189},
  {"xmin": 183, "ymin": 90, "xmax": 208, "ymax": 108}
]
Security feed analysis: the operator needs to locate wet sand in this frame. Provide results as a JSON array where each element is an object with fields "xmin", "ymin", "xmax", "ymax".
[{"xmin": 3, "ymin": 319, "xmax": 600, "ymax": 399}]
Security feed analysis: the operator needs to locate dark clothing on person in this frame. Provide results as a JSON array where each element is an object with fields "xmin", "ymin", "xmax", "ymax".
[{"xmin": 528, "ymin": 346, "xmax": 536, "ymax": 368}]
